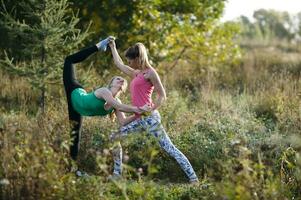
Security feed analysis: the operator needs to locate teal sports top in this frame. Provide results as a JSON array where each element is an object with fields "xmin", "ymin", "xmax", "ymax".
[{"xmin": 71, "ymin": 88, "xmax": 114, "ymax": 116}]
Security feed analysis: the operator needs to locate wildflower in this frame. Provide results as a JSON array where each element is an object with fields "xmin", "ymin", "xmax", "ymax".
[
  {"xmin": 124, "ymin": 155, "xmax": 129, "ymax": 162},
  {"xmin": 138, "ymin": 168, "xmax": 143, "ymax": 174},
  {"xmin": 0, "ymin": 179, "xmax": 10, "ymax": 185},
  {"xmin": 103, "ymin": 149, "xmax": 110, "ymax": 156}
]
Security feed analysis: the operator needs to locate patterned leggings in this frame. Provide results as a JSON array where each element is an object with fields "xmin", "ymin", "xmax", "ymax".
[{"xmin": 111, "ymin": 110, "xmax": 198, "ymax": 182}]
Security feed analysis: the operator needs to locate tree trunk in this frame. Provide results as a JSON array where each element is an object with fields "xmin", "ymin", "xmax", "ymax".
[
  {"xmin": 39, "ymin": 38, "xmax": 46, "ymax": 114},
  {"xmin": 39, "ymin": 86, "xmax": 46, "ymax": 114}
]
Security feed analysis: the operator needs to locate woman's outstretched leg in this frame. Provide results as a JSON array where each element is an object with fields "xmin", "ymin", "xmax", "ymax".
[
  {"xmin": 145, "ymin": 113, "xmax": 199, "ymax": 182},
  {"xmin": 111, "ymin": 119, "xmax": 144, "ymax": 176},
  {"xmin": 112, "ymin": 142, "xmax": 123, "ymax": 176},
  {"xmin": 68, "ymin": 106, "xmax": 82, "ymax": 161},
  {"xmin": 63, "ymin": 45, "xmax": 98, "ymax": 162},
  {"xmin": 157, "ymin": 131, "xmax": 198, "ymax": 182},
  {"xmin": 63, "ymin": 45, "xmax": 98, "ymax": 93},
  {"xmin": 111, "ymin": 112, "xmax": 198, "ymax": 182}
]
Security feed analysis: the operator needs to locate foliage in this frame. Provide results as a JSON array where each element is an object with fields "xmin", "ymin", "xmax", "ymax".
[
  {"xmin": 1, "ymin": 76, "xmax": 300, "ymax": 199},
  {"xmin": 236, "ymin": 9, "xmax": 301, "ymax": 42},
  {"xmin": 70, "ymin": 0, "xmax": 240, "ymax": 70},
  {"xmin": 0, "ymin": 1, "xmax": 301, "ymax": 200},
  {"xmin": 0, "ymin": 0, "xmax": 91, "ymax": 111}
]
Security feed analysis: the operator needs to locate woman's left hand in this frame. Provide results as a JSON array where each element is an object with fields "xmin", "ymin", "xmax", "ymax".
[{"xmin": 139, "ymin": 104, "xmax": 152, "ymax": 112}]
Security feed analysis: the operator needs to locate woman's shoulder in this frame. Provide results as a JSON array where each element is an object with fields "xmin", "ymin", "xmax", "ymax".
[
  {"xmin": 146, "ymin": 67, "xmax": 159, "ymax": 77},
  {"xmin": 94, "ymin": 87, "xmax": 111, "ymax": 98},
  {"xmin": 141, "ymin": 67, "xmax": 155, "ymax": 74},
  {"xmin": 133, "ymin": 69, "xmax": 141, "ymax": 77},
  {"xmin": 94, "ymin": 86, "xmax": 109, "ymax": 92}
]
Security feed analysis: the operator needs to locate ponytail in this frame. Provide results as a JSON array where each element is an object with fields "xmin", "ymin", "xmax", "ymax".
[{"xmin": 125, "ymin": 42, "xmax": 151, "ymax": 69}]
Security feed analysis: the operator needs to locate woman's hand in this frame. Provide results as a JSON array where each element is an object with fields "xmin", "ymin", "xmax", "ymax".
[
  {"xmin": 108, "ymin": 38, "xmax": 136, "ymax": 77},
  {"xmin": 109, "ymin": 39, "xmax": 116, "ymax": 49},
  {"xmin": 108, "ymin": 36, "xmax": 115, "ymax": 40},
  {"xmin": 133, "ymin": 104, "xmax": 152, "ymax": 115},
  {"xmin": 134, "ymin": 107, "xmax": 143, "ymax": 114},
  {"xmin": 139, "ymin": 104, "xmax": 152, "ymax": 112}
]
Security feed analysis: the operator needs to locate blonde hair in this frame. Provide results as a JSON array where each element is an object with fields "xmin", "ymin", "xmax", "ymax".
[
  {"xmin": 107, "ymin": 76, "xmax": 128, "ymax": 122},
  {"xmin": 107, "ymin": 76, "xmax": 128, "ymax": 97},
  {"xmin": 125, "ymin": 42, "xmax": 151, "ymax": 70}
]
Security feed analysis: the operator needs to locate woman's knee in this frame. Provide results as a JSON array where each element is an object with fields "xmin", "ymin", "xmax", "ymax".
[
  {"xmin": 64, "ymin": 55, "xmax": 73, "ymax": 63},
  {"xmin": 160, "ymin": 139, "xmax": 176, "ymax": 153}
]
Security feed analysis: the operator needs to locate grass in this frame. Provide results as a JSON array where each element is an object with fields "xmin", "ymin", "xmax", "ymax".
[{"xmin": 0, "ymin": 41, "xmax": 300, "ymax": 199}]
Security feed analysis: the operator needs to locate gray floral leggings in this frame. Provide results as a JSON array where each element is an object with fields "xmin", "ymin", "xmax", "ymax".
[{"xmin": 111, "ymin": 110, "xmax": 198, "ymax": 182}]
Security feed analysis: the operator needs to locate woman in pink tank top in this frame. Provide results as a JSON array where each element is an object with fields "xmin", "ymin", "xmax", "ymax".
[{"xmin": 108, "ymin": 39, "xmax": 198, "ymax": 183}]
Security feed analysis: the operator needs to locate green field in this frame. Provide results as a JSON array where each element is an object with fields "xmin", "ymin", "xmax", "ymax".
[{"xmin": 0, "ymin": 1, "xmax": 301, "ymax": 199}]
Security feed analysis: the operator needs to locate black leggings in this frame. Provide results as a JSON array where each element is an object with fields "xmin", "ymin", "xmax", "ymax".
[{"xmin": 63, "ymin": 45, "xmax": 98, "ymax": 161}]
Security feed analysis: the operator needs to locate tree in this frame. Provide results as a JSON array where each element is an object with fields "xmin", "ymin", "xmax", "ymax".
[
  {"xmin": 236, "ymin": 9, "xmax": 299, "ymax": 42},
  {"xmin": 297, "ymin": 12, "xmax": 301, "ymax": 40},
  {"xmin": 253, "ymin": 9, "xmax": 293, "ymax": 40},
  {"xmin": 0, "ymin": 0, "xmax": 91, "ymax": 113},
  {"xmin": 70, "ymin": 0, "xmax": 240, "ymax": 74}
]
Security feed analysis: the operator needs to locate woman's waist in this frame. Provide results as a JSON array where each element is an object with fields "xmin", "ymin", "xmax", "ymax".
[
  {"xmin": 131, "ymin": 98, "xmax": 153, "ymax": 107},
  {"xmin": 134, "ymin": 109, "xmax": 160, "ymax": 119}
]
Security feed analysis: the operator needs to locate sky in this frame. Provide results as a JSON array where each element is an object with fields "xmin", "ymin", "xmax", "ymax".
[{"xmin": 222, "ymin": 0, "xmax": 301, "ymax": 21}]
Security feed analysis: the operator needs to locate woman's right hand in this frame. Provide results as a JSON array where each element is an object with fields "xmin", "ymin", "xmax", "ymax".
[
  {"xmin": 109, "ymin": 39, "xmax": 116, "ymax": 49},
  {"xmin": 134, "ymin": 107, "xmax": 143, "ymax": 114},
  {"xmin": 133, "ymin": 104, "xmax": 152, "ymax": 115},
  {"xmin": 137, "ymin": 104, "xmax": 152, "ymax": 116},
  {"xmin": 139, "ymin": 104, "xmax": 152, "ymax": 112}
]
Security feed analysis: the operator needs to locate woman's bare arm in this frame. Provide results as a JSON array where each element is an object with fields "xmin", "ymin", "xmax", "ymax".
[
  {"xmin": 148, "ymin": 69, "xmax": 167, "ymax": 110},
  {"xmin": 109, "ymin": 40, "xmax": 135, "ymax": 77},
  {"xmin": 95, "ymin": 88, "xmax": 140, "ymax": 113},
  {"xmin": 115, "ymin": 110, "xmax": 137, "ymax": 126},
  {"xmin": 113, "ymin": 98, "xmax": 137, "ymax": 126}
]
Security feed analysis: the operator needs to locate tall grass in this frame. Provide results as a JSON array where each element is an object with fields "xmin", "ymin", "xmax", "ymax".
[{"xmin": 0, "ymin": 42, "xmax": 300, "ymax": 199}]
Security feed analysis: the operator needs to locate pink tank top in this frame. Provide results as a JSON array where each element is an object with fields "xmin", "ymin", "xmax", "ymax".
[{"xmin": 130, "ymin": 70, "xmax": 154, "ymax": 118}]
